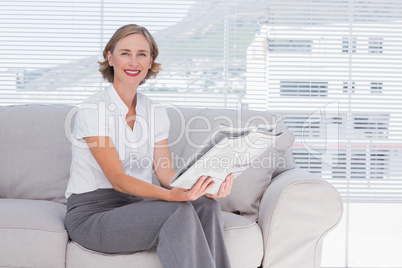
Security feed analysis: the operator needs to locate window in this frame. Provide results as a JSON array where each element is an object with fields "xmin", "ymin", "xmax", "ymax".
[
  {"xmin": 370, "ymin": 82, "xmax": 383, "ymax": 94},
  {"xmin": 265, "ymin": 0, "xmax": 402, "ymax": 202},
  {"xmin": 280, "ymin": 81, "xmax": 328, "ymax": 97},
  {"xmin": 343, "ymin": 81, "xmax": 355, "ymax": 93},
  {"xmin": 342, "ymin": 37, "xmax": 357, "ymax": 53},
  {"xmin": 0, "ymin": 0, "xmax": 268, "ymax": 108},
  {"xmin": 268, "ymin": 39, "xmax": 312, "ymax": 53},
  {"xmin": 369, "ymin": 37, "xmax": 383, "ymax": 53},
  {"xmin": 353, "ymin": 114, "xmax": 389, "ymax": 139}
]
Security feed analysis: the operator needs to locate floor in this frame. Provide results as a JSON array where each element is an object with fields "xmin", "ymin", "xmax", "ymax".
[{"xmin": 321, "ymin": 203, "xmax": 402, "ymax": 268}]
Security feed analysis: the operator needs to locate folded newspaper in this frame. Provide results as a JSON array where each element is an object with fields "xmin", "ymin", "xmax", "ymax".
[{"xmin": 170, "ymin": 124, "xmax": 282, "ymax": 194}]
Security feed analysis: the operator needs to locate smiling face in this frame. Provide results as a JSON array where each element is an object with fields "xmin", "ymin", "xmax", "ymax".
[{"xmin": 107, "ymin": 34, "xmax": 153, "ymax": 91}]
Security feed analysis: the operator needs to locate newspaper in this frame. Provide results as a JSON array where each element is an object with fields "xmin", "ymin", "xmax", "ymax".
[{"xmin": 170, "ymin": 125, "xmax": 282, "ymax": 194}]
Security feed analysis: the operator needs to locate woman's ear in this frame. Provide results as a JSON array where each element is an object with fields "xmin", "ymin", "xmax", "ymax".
[
  {"xmin": 149, "ymin": 57, "xmax": 153, "ymax": 69},
  {"xmin": 107, "ymin": 51, "xmax": 113, "ymax": 66}
]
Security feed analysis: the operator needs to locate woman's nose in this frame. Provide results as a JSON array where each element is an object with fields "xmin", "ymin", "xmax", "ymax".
[{"xmin": 129, "ymin": 56, "xmax": 139, "ymax": 67}]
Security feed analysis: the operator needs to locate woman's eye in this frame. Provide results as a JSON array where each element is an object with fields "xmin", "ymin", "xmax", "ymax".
[
  {"xmin": 122, "ymin": 52, "xmax": 129, "ymax": 55},
  {"xmin": 139, "ymin": 53, "xmax": 147, "ymax": 57}
]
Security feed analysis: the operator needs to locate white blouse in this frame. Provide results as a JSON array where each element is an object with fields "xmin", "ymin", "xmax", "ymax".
[{"xmin": 65, "ymin": 84, "xmax": 170, "ymax": 199}]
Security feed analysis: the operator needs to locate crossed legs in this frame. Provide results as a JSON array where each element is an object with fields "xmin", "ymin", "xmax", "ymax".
[{"xmin": 65, "ymin": 190, "xmax": 231, "ymax": 268}]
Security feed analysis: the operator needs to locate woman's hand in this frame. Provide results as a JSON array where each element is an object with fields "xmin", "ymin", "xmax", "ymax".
[
  {"xmin": 205, "ymin": 173, "xmax": 234, "ymax": 199},
  {"xmin": 168, "ymin": 176, "xmax": 215, "ymax": 202}
]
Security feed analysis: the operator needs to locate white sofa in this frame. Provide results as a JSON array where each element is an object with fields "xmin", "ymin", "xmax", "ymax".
[{"xmin": 0, "ymin": 104, "xmax": 343, "ymax": 268}]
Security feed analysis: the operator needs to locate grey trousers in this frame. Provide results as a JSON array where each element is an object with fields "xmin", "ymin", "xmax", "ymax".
[{"xmin": 64, "ymin": 189, "xmax": 231, "ymax": 268}]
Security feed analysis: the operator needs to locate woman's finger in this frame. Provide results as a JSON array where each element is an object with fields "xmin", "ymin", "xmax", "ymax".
[
  {"xmin": 216, "ymin": 174, "xmax": 231, "ymax": 198},
  {"xmin": 220, "ymin": 173, "xmax": 233, "ymax": 197},
  {"xmin": 214, "ymin": 181, "xmax": 226, "ymax": 198},
  {"xmin": 185, "ymin": 176, "xmax": 206, "ymax": 199},
  {"xmin": 191, "ymin": 176, "xmax": 213, "ymax": 198},
  {"xmin": 225, "ymin": 173, "xmax": 234, "ymax": 195},
  {"xmin": 201, "ymin": 179, "xmax": 215, "ymax": 196},
  {"xmin": 193, "ymin": 175, "xmax": 207, "ymax": 189},
  {"xmin": 204, "ymin": 173, "xmax": 234, "ymax": 199}
]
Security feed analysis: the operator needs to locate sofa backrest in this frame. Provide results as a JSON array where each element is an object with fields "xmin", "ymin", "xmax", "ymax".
[
  {"xmin": 0, "ymin": 104, "xmax": 73, "ymax": 204},
  {"xmin": 0, "ymin": 104, "xmax": 296, "ymax": 204},
  {"xmin": 165, "ymin": 106, "xmax": 201, "ymax": 161}
]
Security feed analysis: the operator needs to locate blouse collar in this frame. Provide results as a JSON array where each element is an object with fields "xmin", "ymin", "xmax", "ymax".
[{"xmin": 106, "ymin": 84, "xmax": 131, "ymax": 116}]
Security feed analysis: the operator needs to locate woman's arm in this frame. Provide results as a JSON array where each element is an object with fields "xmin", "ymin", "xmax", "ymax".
[
  {"xmin": 85, "ymin": 136, "xmax": 214, "ymax": 202},
  {"xmin": 153, "ymin": 139, "xmax": 176, "ymax": 189}
]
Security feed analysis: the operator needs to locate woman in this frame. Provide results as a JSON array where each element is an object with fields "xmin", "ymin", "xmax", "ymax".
[{"xmin": 64, "ymin": 24, "xmax": 233, "ymax": 268}]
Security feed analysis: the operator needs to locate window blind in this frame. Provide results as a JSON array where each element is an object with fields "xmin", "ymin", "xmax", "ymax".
[
  {"xmin": 0, "ymin": 0, "xmax": 268, "ymax": 109},
  {"xmin": 264, "ymin": 0, "xmax": 402, "ymax": 202},
  {"xmin": 1, "ymin": 0, "xmax": 401, "ymax": 202}
]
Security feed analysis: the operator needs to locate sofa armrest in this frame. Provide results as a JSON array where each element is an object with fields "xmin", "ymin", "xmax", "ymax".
[{"xmin": 258, "ymin": 168, "xmax": 343, "ymax": 268}]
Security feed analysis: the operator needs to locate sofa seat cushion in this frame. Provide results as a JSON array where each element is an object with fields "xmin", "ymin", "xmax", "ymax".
[
  {"xmin": 0, "ymin": 199, "xmax": 68, "ymax": 268},
  {"xmin": 66, "ymin": 211, "xmax": 263, "ymax": 268},
  {"xmin": 222, "ymin": 211, "xmax": 263, "ymax": 268}
]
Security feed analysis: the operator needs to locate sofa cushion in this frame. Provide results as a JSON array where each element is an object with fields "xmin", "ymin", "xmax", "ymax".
[
  {"xmin": 181, "ymin": 108, "xmax": 295, "ymax": 220},
  {"xmin": 220, "ymin": 128, "xmax": 295, "ymax": 220},
  {"xmin": 0, "ymin": 104, "xmax": 74, "ymax": 204},
  {"xmin": 66, "ymin": 211, "xmax": 263, "ymax": 268},
  {"xmin": 0, "ymin": 199, "xmax": 68, "ymax": 268},
  {"xmin": 67, "ymin": 242, "xmax": 163, "ymax": 268},
  {"xmin": 222, "ymin": 211, "xmax": 263, "ymax": 268}
]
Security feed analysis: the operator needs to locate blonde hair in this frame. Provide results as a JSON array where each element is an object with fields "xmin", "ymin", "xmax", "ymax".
[{"xmin": 98, "ymin": 24, "xmax": 161, "ymax": 85}]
